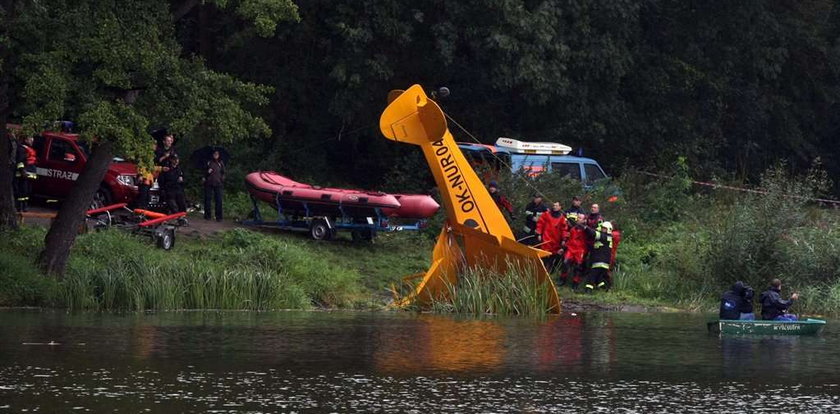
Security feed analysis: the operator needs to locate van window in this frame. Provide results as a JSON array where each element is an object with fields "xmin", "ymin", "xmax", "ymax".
[
  {"xmin": 512, "ymin": 154, "xmax": 549, "ymax": 174},
  {"xmin": 584, "ymin": 163, "xmax": 606, "ymax": 182},
  {"xmin": 551, "ymin": 162, "xmax": 582, "ymax": 180}
]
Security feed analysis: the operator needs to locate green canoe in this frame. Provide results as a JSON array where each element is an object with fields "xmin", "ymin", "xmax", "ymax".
[{"xmin": 707, "ymin": 318, "xmax": 826, "ymax": 335}]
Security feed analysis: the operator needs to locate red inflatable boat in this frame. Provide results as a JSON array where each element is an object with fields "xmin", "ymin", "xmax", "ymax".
[
  {"xmin": 245, "ymin": 171, "xmax": 439, "ymax": 219},
  {"xmin": 383, "ymin": 194, "xmax": 441, "ymax": 219}
]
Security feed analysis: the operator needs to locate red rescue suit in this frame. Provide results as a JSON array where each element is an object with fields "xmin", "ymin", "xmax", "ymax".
[
  {"xmin": 559, "ymin": 224, "xmax": 588, "ymax": 286},
  {"xmin": 610, "ymin": 229, "xmax": 621, "ymax": 270},
  {"xmin": 564, "ymin": 225, "xmax": 587, "ymax": 264},
  {"xmin": 535, "ymin": 211, "xmax": 567, "ymax": 254}
]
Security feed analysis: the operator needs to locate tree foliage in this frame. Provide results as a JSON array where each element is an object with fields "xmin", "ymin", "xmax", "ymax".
[
  {"xmin": 5, "ymin": 0, "xmax": 840, "ymax": 201},
  {"xmin": 3, "ymin": 0, "xmax": 297, "ymax": 275},
  {"xmin": 187, "ymin": 0, "xmax": 840, "ymax": 192},
  {"xmin": 12, "ymin": 0, "xmax": 284, "ymax": 166}
]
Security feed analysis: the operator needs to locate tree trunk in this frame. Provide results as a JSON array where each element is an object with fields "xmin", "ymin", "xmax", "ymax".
[
  {"xmin": 0, "ymin": 80, "xmax": 17, "ymax": 231},
  {"xmin": 0, "ymin": 0, "xmax": 19, "ymax": 231},
  {"xmin": 38, "ymin": 141, "xmax": 113, "ymax": 277}
]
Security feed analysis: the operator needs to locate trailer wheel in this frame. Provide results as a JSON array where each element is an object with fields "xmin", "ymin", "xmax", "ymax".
[
  {"xmin": 351, "ymin": 229, "xmax": 373, "ymax": 242},
  {"xmin": 310, "ymin": 219, "xmax": 332, "ymax": 241},
  {"xmin": 157, "ymin": 229, "xmax": 175, "ymax": 250}
]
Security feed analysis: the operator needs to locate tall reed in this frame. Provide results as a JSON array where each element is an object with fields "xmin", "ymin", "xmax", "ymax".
[{"xmin": 429, "ymin": 262, "xmax": 554, "ymax": 316}]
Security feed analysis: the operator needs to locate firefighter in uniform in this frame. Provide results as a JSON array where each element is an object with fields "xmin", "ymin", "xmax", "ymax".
[
  {"xmin": 14, "ymin": 136, "xmax": 37, "ymax": 212},
  {"xmin": 521, "ymin": 193, "xmax": 548, "ymax": 245},
  {"xmin": 581, "ymin": 221, "xmax": 614, "ymax": 293}
]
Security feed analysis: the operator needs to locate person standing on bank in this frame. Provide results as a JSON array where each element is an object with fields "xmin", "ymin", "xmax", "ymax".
[
  {"xmin": 565, "ymin": 196, "xmax": 585, "ymax": 215},
  {"xmin": 14, "ymin": 135, "xmax": 37, "ymax": 212},
  {"xmin": 521, "ymin": 193, "xmax": 548, "ymax": 245},
  {"xmin": 203, "ymin": 150, "xmax": 225, "ymax": 221},
  {"xmin": 159, "ymin": 155, "xmax": 187, "ymax": 213},
  {"xmin": 155, "ymin": 132, "xmax": 177, "ymax": 167},
  {"xmin": 535, "ymin": 201, "xmax": 567, "ymax": 274},
  {"xmin": 488, "ymin": 181, "xmax": 515, "ymax": 222}
]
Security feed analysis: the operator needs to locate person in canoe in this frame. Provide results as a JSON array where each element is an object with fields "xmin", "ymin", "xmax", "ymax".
[
  {"xmin": 759, "ymin": 278, "xmax": 799, "ymax": 321},
  {"xmin": 719, "ymin": 281, "xmax": 755, "ymax": 320}
]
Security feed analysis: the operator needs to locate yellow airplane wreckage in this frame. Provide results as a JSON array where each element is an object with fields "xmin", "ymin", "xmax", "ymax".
[{"xmin": 380, "ymin": 85, "xmax": 561, "ymax": 313}]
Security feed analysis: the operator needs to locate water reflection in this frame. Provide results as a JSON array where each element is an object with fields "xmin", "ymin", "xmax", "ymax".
[
  {"xmin": 373, "ymin": 313, "xmax": 620, "ymax": 376},
  {"xmin": 1, "ymin": 310, "xmax": 839, "ymax": 412},
  {"xmin": 719, "ymin": 335, "xmax": 813, "ymax": 380},
  {"xmin": 374, "ymin": 315, "xmax": 505, "ymax": 374}
]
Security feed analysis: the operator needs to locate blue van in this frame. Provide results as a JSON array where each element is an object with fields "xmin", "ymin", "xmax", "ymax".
[{"xmin": 457, "ymin": 139, "xmax": 609, "ymax": 186}]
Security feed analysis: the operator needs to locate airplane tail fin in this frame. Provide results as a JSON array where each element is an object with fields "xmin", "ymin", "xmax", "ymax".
[{"xmin": 380, "ymin": 86, "xmax": 448, "ymax": 146}]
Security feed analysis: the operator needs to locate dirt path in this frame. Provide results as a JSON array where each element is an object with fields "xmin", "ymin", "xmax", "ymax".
[{"xmin": 20, "ymin": 204, "xmax": 239, "ymax": 238}]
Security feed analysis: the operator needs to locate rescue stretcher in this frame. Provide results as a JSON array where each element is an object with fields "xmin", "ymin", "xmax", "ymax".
[{"xmin": 85, "ymin": 203, "xmax": 188, "ymax": 250}]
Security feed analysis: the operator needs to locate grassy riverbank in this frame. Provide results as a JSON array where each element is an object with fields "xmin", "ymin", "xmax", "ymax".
[
  {"xmin": 2, "ymin": 164, "xmax": 838, "ymax": 315},
  {"xmin": 485, "ymin": 162, "xmax": 840, "ymax": 315},
  {"xmin": 0, "ymin": 226, "xmax": 430, "ymax": 311}
]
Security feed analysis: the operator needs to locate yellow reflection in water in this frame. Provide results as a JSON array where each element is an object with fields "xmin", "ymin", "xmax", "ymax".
[{"xmin": 375, "ymin": 315, "xmax": 504, "ymax": 374}]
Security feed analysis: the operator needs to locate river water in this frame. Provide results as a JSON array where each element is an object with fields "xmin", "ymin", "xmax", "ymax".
[{"xmin": 0, "ymin": 310, "xmax": 837, "ymax": 413}]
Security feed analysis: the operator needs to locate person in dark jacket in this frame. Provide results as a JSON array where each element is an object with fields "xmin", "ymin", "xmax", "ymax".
[
  {"xmin": 488, "ymin": 181, "xmax": 515, "ymax": 221},
  {"xmin": 585, "ymin": 203, "xmax": 603, "ymax": 229},
  {"xmin": 580, "ymin": 220, "xmax": 613, "ymax": 292},
  {"xmin": 760, "ymin": 279, "xmax": 799, "ymax": 321},
  {"xmin": 719, "ymin": 281, "xmax": 755, "ymax": 320},
  {"xmin": 203, "ymin": 150, "xmax": 225, "ymax": 221},
  {"xmin": 583, "ymin": 203, "xmax": 604, "ymax": 257},
  {"xmin": 564, "ymin": 196, "xmax": 585, "ymax": 215},
  {"xmin": 154, "ymin": 133, "xmax": 177, "ymax": 167},
  {"xmin": 521, "ymin": 194, "xmax": 548, "ymax": 245},
  {"xmin": 159, "ymin": 155, "xmax": 187, "ymax": 213}
]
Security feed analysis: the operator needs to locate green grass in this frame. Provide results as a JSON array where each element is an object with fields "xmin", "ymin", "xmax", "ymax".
[
  {"xmin": 4, "ymin": 161, "xmax": 840, "ymax": 316},
  {"xmin": 0, "ymin": 225, "xmax": 431, "ymax": 311}
]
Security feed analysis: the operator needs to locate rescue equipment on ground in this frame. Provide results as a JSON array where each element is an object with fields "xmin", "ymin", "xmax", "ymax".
[
  {"xmin": 380, "ymin": 84, "xmax": 561, "ymax": 313},
  {"xmin": 87, "ymin": 203, "xmax": 187, "ymax": 250}
]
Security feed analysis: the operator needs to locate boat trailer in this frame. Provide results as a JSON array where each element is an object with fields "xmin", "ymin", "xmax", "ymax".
[{"xmin": 242, "ymin": 194, "xmax": 427, "ymax": 241}]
